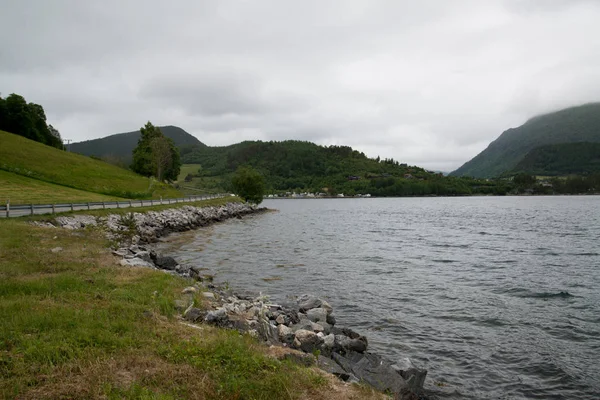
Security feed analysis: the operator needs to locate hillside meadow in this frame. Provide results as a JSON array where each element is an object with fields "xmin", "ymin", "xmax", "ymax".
[
  {"xmin": 0, "ymin": 130, "xmax": 181, "ymax": 200},
  {"xmin": 0, "ymin": 170, "xmax": 123, "ymax": 205}
]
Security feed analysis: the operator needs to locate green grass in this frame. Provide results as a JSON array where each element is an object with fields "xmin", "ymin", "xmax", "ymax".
[
  {"xmin": 177, "ymin": 164, "xmax": 227, "ymax": 195},
  {"xmin": 0, "ymin": 217, "xmax": 355, "ymax": 399},
  {"xmin": 176, "ymin": 164, "xmax": 203, "ymax": 182},
  {"xmin": 0, "ymin": 170, "xmax": 124, "ymax": 204},
  {"xmin": 0, "ymin": 130, "xmax": 182, "ymax": 199}
]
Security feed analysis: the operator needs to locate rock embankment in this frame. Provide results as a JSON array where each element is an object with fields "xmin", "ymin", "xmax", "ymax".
[
  {"xmin": 41, "ymin": 202, "xmax": 267, "ymax": 245},
  {"xmin": 178, "ymin": 284, "xmax": 428, "ymax": 397}
]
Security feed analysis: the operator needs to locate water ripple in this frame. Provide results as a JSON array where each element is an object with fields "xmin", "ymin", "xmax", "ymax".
[{"xmin": 159, "ymin": 196, "xmax": 600, "ymax": 399}]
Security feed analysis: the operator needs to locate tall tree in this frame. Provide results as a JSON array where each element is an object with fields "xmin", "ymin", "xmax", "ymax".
[
  {"xmin": 131, "ymin": 122, "xmax": 181, "ymax": 181},
  {"xmin": 231, "ymin": 165, "xmax": 265, "ymax": 204},
  {"xmin": 151, "ymin": 135, "xmax": 173, "ymax": 182}
]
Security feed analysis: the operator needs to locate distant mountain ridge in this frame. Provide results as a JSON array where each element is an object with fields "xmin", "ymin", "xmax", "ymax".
[
  {"xmin": 71, "ymin": 125, "xmax": 205, "ymax": 162},
  {"xmin": 179, "ymin": 139, "xmax": 491, "ymax": 196},
  {"xmin": 510, "ymin": 142, "xmax": 600, "ymax": 176},
  {"xmin": 451, "ymin": 103, "xmax": 600, "ymax": 178}
]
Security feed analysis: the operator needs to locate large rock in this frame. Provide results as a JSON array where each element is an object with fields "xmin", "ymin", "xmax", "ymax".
[
  {"xmin": 297, "ymin": 294, "xmax": 322, "ymax": 312},
  {"xmin": 154, "ymin": 255, "xmax": 178, "ymax": 270},
  {"xmin": 284, "ymin": 308, "xmax": 301, "ymax": 324},
  {"xmin": 293, "ymin": 319, "xmax": 324, "ymax": 334},
  {"xmin": 321, "ymin": 300, "xmax": 333, "ymax": 315},
  {"xmin": 319, "ymin": 333, "xmax": 336, "ymax": 356},
  {"xmin": 176, "ymin": 264, "xmax": 191, "ymax": 274},
  {"xmin": 278, "ymin": 324, "xmax": 295, "ymax": 344},
  {"xmin": 317, "ymin": 356, "xmax": 353, "ymax": 381},
  {"xmin": 332, "ymin": 326, "xmax": 362, "ymax": 339},
  {"xmin": 335, "ymin": 335, "xmax": 368, "ymax": 354},
  {"xmin": 205, "ymin": 308, "xmax": 228, "ymax": 325},
  {"xmin": 133, "ymin": 250, "xmax": 152, "ymax": 263},
  {"xmin": 55, "ymin": 215, "xmax": 97, "ymax": 229},
  {"xmin": 395, "ymin": 359, "xmax": 428, "ymax": 392},
  {"xmin": 332, "ymin": 351, "xmax": 409, "ymax": 394},
  {"xmin": 293, "ymin": 329, "xmax": 322, "ymax": 353},
  {"xmin": 257, "ymin": 319, "xmax": 279, "ymax": 344},
  {"xmin": 306, "ymin": 307, "xmax": 328, "ymax": 323},
  {"xmin": 119, "ymin": 258, "xmax": 154, "ymax": 268},
  {"xmin": 112, "ymin": 248, "xmax": 130, "ymax": 257},
  {"xmin": 326, "ymin": 314, "xmax": 336, "ymax": 326}
]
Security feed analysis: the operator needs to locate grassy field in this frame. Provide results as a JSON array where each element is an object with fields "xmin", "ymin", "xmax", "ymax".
[
  {"xmin": 0, "ymin": 170, "xmax": 124, "ymax": 204},
  {"xmin": 176, "ymin": 164, "xmax": 203, "ymax": 182},
  {"xmin": 176, "ymin": 164, "xmax": 227, "ymax": 195},
  {"xmin": 0, "ymin": 200, "xmax": 384, "ymax": 399},
  {"xmin": 0, "ymin": 130, "xmax": 182, "ymax": 199}
]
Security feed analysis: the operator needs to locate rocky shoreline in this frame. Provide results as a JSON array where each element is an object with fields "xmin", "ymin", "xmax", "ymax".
[{"xmin": 42, "ymin": 202, "xmax": 429, "ymax": 398}]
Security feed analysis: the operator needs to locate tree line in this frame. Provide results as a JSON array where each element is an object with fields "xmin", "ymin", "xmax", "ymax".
[{"xmin": 0, "ymin": 93, "xmax": 64, "ymax": 149}]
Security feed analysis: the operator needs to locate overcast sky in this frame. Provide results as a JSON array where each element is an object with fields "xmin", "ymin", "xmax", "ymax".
[{"xmin": 1, "ymin": 0, "xmax": 599, "ymax": 171}]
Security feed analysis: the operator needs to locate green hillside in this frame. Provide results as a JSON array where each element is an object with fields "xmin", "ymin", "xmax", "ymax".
[
  {"xmin": 0, "ymin": 170, "xmax": 122, "ymax": 204},
  {"xmin": 451, "ymin": 103, "xmax": 600, "ymax": 178},
  {"xmin": 71, "ymin": 125, "xmax": 205, "ymax": 163},
  {"xmin": 510, "ymin": 142, "xmax": 600, "ymax": 176},
  {"xmin": 0, "ymin": 130, "xmax": 181, "ymax": 200},
  {"xmin": 180, "ymin": 140, "xmax": 494, "ymax": 196}
]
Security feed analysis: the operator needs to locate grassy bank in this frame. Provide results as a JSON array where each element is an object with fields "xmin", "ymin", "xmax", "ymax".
[
  {"xmin": 0, "ymin": 130, "xmax": 182, "ymax": 200},
  {"xmin": 0, "ymin": 202, "xmax": 384, "ymax": 399},
  {"xmin": 0, "ymin": 170, "xmax": 125, "ymax": 204}
]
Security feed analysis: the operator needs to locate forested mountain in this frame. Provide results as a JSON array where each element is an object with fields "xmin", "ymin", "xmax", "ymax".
[
  {"xmin": 0, "ymin": 93, "xmax": 64, "ymax": 149},
  {"xmin": 451, "ymin": 103, "xmax": 600, "ymax": 178},
  {"xmin": 180, "ymin": 140, "xmax": 498, "ymax": 196},
  {"xmin": 510, "ymin": 142, "xmax": 600, "ymax": 176},
  {"xmin": 71, "ymin": 125, "xmax": 204, "ymax": 163}
]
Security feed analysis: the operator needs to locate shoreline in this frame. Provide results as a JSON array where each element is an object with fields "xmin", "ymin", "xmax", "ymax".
[
  {"xmin": 49, "ymin": 201, "xmax": 430, "ymax": 398},
  {"xmin": 265, "ymin": 192, "xmax": 600, "ymax": 199}
]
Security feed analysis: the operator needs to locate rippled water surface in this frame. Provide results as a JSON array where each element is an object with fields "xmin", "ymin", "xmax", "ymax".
[{"xmin": 160, "ymin": 197, "xmax": 600, "ymax": 399}]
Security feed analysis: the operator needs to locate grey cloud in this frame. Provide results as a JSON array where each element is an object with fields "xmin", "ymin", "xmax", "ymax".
[
  {"xmin": 1, "ymin": 0, "xmax": 599, "ymax": 171},
  {"xmin": 139, "ymin": 71, "xmax": 306, "ymax": 118}
]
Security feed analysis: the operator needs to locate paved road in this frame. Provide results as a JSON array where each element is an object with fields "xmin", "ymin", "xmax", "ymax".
[{"xmin": 0, "ymin": 195, "xmax": 229, "ymax": 218}]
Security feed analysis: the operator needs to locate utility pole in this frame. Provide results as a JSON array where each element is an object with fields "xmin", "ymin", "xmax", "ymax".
[{"xmin": 64, "ymin": 139, "xmax": 72, "ymax": 152}]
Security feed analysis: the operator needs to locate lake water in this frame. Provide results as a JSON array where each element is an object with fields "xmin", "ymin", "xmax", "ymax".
[{"xmin": 159, "ymin": 197, "xmax": 600, "ymax": 399}]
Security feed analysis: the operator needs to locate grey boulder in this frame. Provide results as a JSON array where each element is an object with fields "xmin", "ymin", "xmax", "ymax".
[
  {"xmin": 293, "ymin": 329, "xmax": 322, "ymax": 353},
  {"xmin": 306, "ymin": 307, "xmax": 328, "ymax": 324},
  {"xmin": 154, "ymin": 255, "xmax": 178, "ymax": 270}
]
